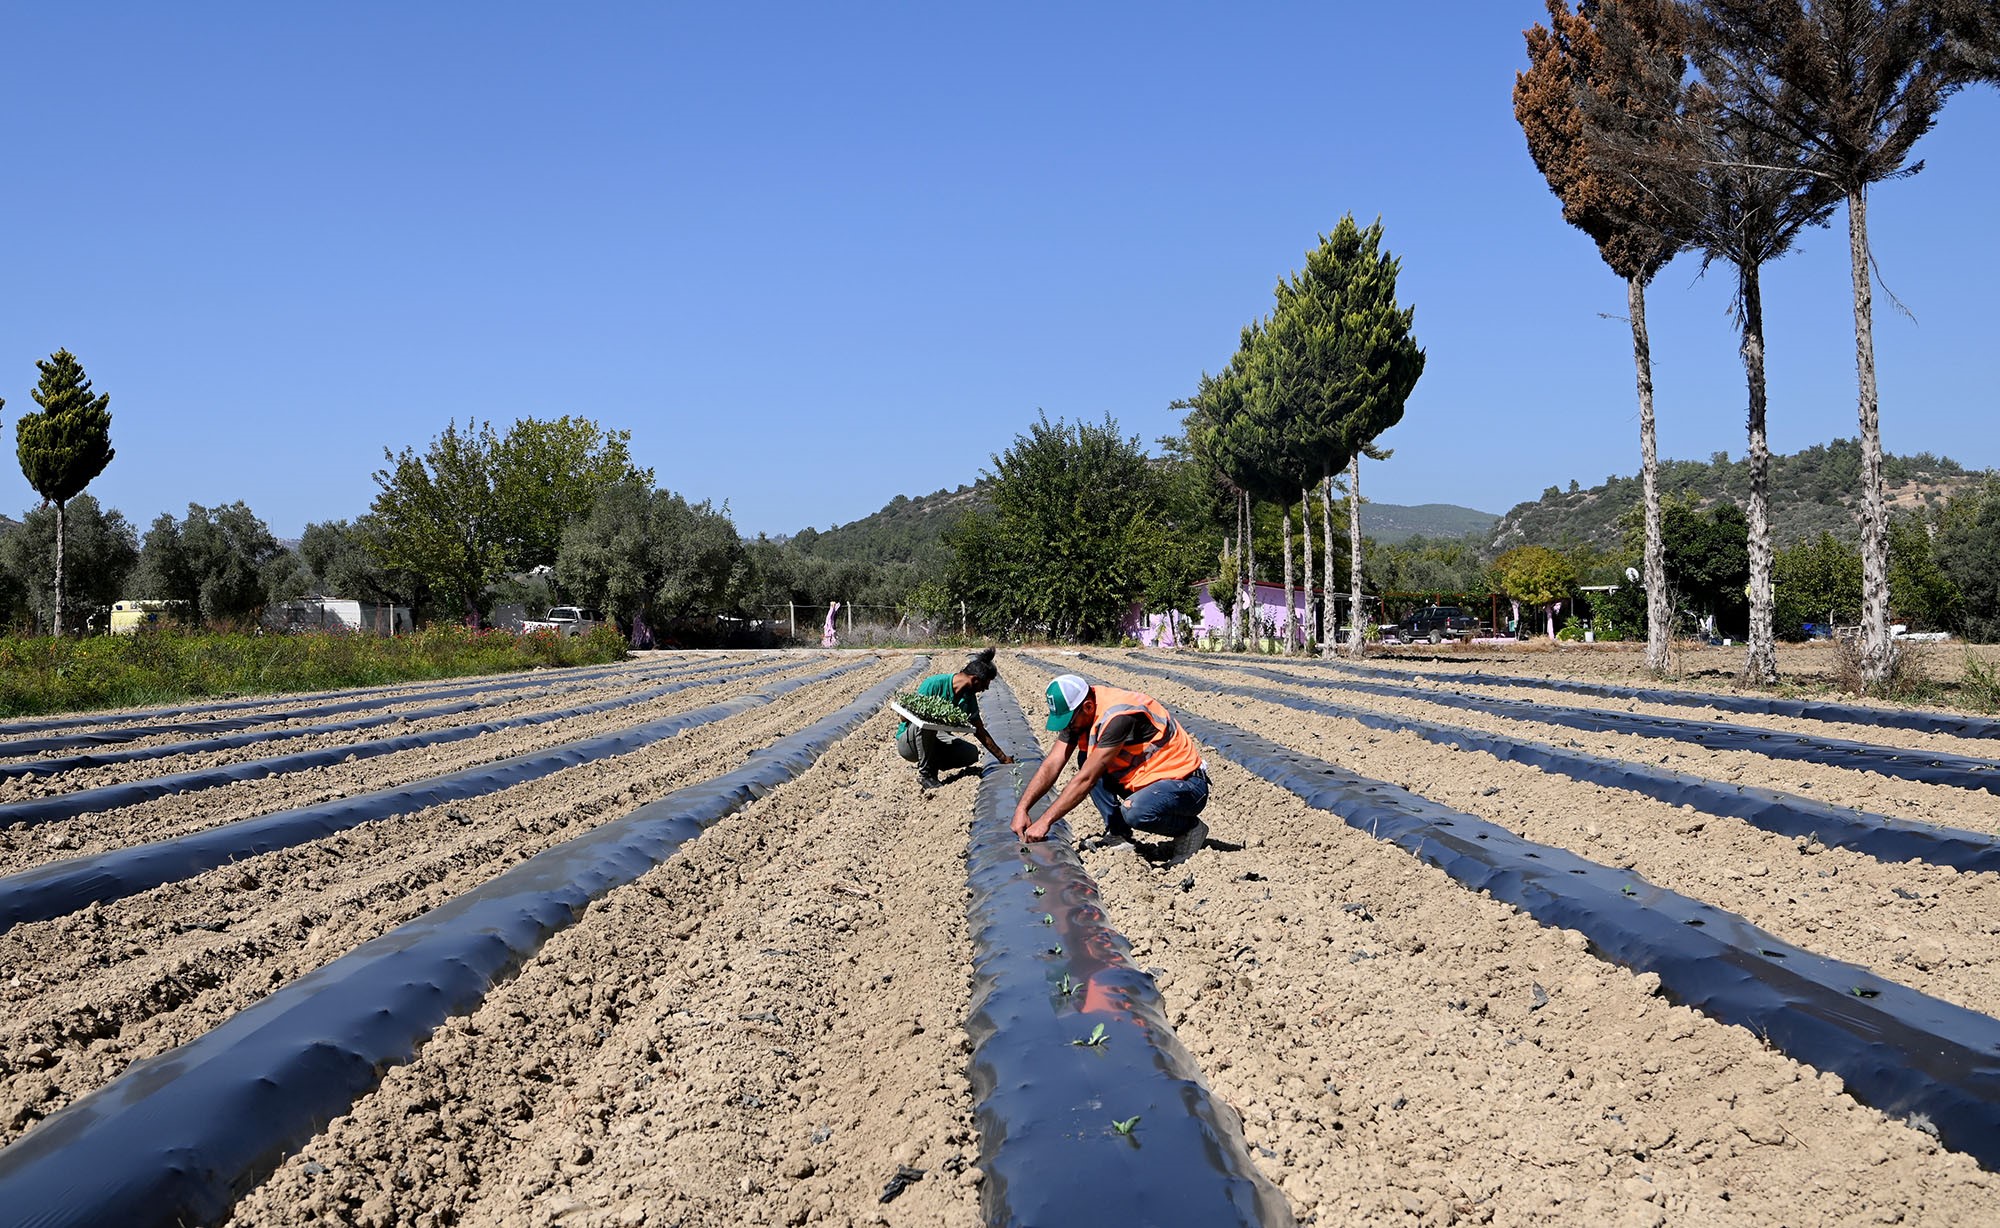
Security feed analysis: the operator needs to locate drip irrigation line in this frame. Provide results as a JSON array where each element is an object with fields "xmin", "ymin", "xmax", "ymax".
[
  {"xmin": 0, "ymin": 658, "xmax": 926, "ymax": 1227},
  {"xmin": 0, "ymin": 656, "xmax": 814, "ymax": 830},
  {"xmin": 1080, "ymin": 653, "xmax": 2000, "ymax": 875},
  {"xmin": 0, "ymin": 657, "xmax": 877, "ymax": 932},
  {"xmin": 0, "ymin": 653, "xmax": 749, "ymax": 761},
  {"xmin": 1282, "ymin": 653, "xmax": 2000, "ymax": 741},
  {"xmin": 1184, "ymin": 655, "xmax": 2000, "ymax": 797},
  {"xmin": 1153, "ymin": 703, "xmax": 2000, "ymax": 1172},
  {"xmin": 964, "ymin": 676, "xmax": 1291, "ymax": 1228}
]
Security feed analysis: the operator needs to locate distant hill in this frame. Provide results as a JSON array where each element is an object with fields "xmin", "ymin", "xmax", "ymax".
[
  {"xmin": 787, "ymin": 482, "xmax": 990, "ymax": 571},
  {"xmin": 1489, "ymin": 439, "xmax": 1988, "ymax": 554},
  {"xmin": 1359, "ymin": 502, "xmax": 1500, "ymax": 545},
  {"xmin": 789, "ymin": 478, "xmax": 1494, "ymax": 563}
]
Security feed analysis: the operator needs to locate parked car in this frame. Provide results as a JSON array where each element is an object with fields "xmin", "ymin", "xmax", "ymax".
[
  {"xmin": 1399, "ymin": 605, "xmax": 1480, "ymax": 643},
  {"xmin": 521, "ymin": 606, "xmax": 603, "ymax": 638}
]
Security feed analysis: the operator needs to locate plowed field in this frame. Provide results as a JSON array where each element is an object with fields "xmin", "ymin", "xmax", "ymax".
[{"xmin": 2, "ymin": 646, "xmax": 1995, "ymax": 1226}]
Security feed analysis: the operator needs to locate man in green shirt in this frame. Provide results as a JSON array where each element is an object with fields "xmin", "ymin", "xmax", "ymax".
[{"xmin": 895, "ymin": 648, "xmax": 1014, "ymax": 787}]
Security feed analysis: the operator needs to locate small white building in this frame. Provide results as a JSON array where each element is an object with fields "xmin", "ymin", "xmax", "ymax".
[{"xmin": 266, "ymin": 598, "xmax": 413, "ymax": 636}]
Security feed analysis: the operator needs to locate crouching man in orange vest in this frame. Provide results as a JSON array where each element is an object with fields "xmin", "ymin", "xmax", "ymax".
[{"xmin": 1009, "ymin": 673, "xmax": 1211, "ymax": 867}]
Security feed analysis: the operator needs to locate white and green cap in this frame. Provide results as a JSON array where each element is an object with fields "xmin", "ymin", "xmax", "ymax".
[{"xmin": 1044, "ymin": 674, "xmax": 1091, "ymax": 731}]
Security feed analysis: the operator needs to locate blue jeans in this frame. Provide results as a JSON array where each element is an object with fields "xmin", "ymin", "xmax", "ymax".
[{"xmin": 1090, "ymin": 769, "xmax": 1209, "ymax": 837}]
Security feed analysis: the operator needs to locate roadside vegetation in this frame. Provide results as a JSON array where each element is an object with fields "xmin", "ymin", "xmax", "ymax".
[{"xmin": 0, "ymin": 623, "xmax": 627, "ymax": 718}]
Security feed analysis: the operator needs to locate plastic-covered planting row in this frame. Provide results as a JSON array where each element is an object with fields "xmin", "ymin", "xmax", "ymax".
[
  {"xmin": 1192, "ymin": 655, "xmax": 2000, "ymax": 796},
  {"xmin": 0, "ymin": 654, "xmax": 745, "ymax": 781},
  {"xmin": 0, "ymin": 656, "xmax": 879, "ymax": 933},
  {"xmin": 0, "ymin": 653, "xmax": 817, "ymax": 830},
  {"xmin": 964, "ymin": 677, "xmax": 1291, "ymax": 1228},
  {"xmin": 1165, "ymin": 703, "xmax": 2000, "ymax": 1172},
  {"xmin": 0, "ymin": 650, "xmax": 749, "ymax": 742},
  {"xmin": 0, "ymin": 652, "xmax": 752, "ymax": 762},
  {"xmin": 0, "ymin": 660, "xmax": 926, "ymax": 1228},
  {"xmin": 1283, "ymin": 652, "xmax": 2000, "ymax": 741},
  {"xmin": 1088, "ymin": 654, "xmax": 2000, "ymax": 875}
]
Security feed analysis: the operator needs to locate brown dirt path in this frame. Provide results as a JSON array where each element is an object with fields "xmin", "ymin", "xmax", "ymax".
[
  {"xmin": 229, "ymin": 701, "xmax": 983, "ymax": 1228},
  {"xmin": 1135, "ymin": 654, "xmax": 2000, "ymax": 1017}
]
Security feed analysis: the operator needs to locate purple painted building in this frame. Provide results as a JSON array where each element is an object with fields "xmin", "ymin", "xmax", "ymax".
[{"xmin": 1125, "ymin": 580, "xmax": 1346, "ymax": 649}]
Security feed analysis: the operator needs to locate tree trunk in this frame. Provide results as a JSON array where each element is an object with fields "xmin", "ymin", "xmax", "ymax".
[
  {"xmin": 1741, "ymin": 262, "xmax": 1778, "ymax": 685},
  {"xmin": 1849, "ymin": 186, "xmax": 1892, "ymax": 687},
  {"xmin": 1224, "ymin": 496, "xmax": 1240, "ymax": 660},
  {"xmin": 1281, "ymin": 505, "xmax": 1295, "ymax": 656},
  {"xmin": 52, "ymin": 498, "xmax": 67, "ymax": 637},
  {"xmin": 1631, "ymin": 276, "xmax": 1670, "ymax": 675},
  {"xmin": 1347, "ymin": 453, "xmax": 1365, "ymax": 658},
  {"xmin": 1244, "ymin": 494, "xmax": 1258, "ymax": 649},
  {"xmin": 1299, "ymin": 485, "xmax": 1313, "ymax": 654},
  {"xmin": 1321, "ymin": 471, "xmax": 1336, "ymax": 657}
]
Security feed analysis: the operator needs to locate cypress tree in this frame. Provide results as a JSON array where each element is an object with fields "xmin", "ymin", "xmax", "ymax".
[{"xmin": 15, "ymin": 349, "xmax": 116, "ymax": 635}]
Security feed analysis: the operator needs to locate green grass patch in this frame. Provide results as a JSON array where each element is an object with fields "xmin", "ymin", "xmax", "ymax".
[{"xmin": 0, "ymin": 624, "xmax": 629, "ymax": 717}]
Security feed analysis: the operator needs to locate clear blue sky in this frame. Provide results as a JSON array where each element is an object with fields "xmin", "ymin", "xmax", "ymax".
[{"xmin": 2, "ymin": 4, "xmax": 1995, "ymax": 542}]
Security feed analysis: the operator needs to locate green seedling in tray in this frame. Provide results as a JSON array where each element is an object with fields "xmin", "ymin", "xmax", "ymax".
[
  {"xmin": 894, "ymin": 692, "xmax": 971, "ymax": 726},
  {"xmin": 1072, "ymin": 1023, "xmax": 1108, "ymax": 1047}
]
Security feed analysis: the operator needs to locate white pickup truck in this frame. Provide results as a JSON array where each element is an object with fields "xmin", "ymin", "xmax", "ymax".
[{"xmin": 521, "ymin": 606, "xmax": 604, "ymax": 638}]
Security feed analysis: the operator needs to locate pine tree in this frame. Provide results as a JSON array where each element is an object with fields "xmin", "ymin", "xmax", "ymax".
[{"xmin": 15, "ymin": 350, "xmax": 116, "ymax": 635}]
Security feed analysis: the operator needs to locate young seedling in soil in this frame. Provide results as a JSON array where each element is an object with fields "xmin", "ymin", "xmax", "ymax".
[
  {"xmin": 1045, "ymin": 945, "xmax": 1064, "ymax": 956},
  {"xmin": 1621, "ymin": 885, "xmax": 1637, "ymax": 897},
  {"xmin": 1042, "ymin": 913, "xmax": 1054, "ymax": 924},
  {"xmin": 1072, "ymin": 1023, "xmax": 1108, "ymax": 1047},
  {"xmin": 1034, "ymin": 886, "xmax": 1046, "ymax": 896},
  {"xmin": 1057, "ymin": 974, "xmax": 1078, "ymax": 998},
  {"xmin": 1112, "ymin": 1115, "xmax": 1141, "ymax": 1135}
]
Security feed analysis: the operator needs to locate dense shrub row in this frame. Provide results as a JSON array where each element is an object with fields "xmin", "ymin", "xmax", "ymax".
[{"xmin": 0, "ymin": 624, "xmax": 628, "ymax": 717}]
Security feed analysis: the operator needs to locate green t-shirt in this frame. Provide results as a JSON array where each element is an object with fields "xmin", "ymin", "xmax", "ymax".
[{"xmin": 897, "ymin": 671, "xmax": 981, "ymax": 737}]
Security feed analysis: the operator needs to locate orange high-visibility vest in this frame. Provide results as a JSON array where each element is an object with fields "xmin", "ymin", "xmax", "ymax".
[{"xmin": 1081, "ymin": 685, "xmax": 1204, "ymax": 791}]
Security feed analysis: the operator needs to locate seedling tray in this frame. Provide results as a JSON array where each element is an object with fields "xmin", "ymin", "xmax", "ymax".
[{"xmin": 890, "ymin": 701, "xmax": 972, "ymax": 739}]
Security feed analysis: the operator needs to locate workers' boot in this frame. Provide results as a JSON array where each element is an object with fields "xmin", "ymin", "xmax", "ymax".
[{"xmin": 1164, "ymin": 819, "xmax": 1209, "ymax": 868}]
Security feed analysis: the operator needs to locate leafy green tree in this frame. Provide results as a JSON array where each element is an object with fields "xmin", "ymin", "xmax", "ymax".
[
  {"xmin": 0, "ymin": 495, "xmax": 138, "ymax": 633},
  {"xmin": 369, "ymin": 419, "xmax": 504, "ymax": 623},
  {"xmin": 134, "ymin": 502, "xmax": 286, "ymax": 626},
  {"xmin": 1492, "ymin": 545, "xmax": 1579, "ymax": 640},
  {"xmin": 1935, "ymin": 481, "xmax": 2000, "ymax": 641},
  {"xmin": 300, "ymin": 517, "xmax": 423, "ymax": 608},
  {"xmin": 945, "ymin": 413, "xmax": 1167, "ymax": 642},
  {"xmin": 556, "ymin": 479, "xmax": 744, "ymax": 637},
  {"xmin": 1366, "ymin": 532, "xmax": 1489, "ymax": 597},
  {"xmin": 1517, "ymin": 1, "xmax": 1686, "ymax": 674},
  {"xmin": 1614, "ymin": 493, "xmax": 1751, "ymax": 635},
  {"xmin": 1700, "ymin": 0, "xmax": 1970, "ymax": 685},
  {"xmin": 1887, "ymin": 509, "xmax": 1963, "ymax": 633},
  {"xmin": 492, "ymin": 416, "xmax": 650, "ymax": 570},
  {"xmin": 14, "ymin": 350, "xmax": 116, "ymax": 635},
  {"xmin": 1773, "ymin": 531, "xmax": 1864, "ymax": 638}
]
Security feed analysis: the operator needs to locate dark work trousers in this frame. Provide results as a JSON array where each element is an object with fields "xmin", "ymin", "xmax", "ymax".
[
  {"xmin": 896, "ymin": 724, "xmax": 980, "ymax": 775},
  {"xmin": 1089, "ymin": 767, "xmax": 1210, "ymax": 837}
]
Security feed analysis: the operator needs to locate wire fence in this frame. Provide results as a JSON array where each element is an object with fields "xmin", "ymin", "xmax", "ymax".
[{"xmin": 726, "ymin": 601, "xmax": 972, "ymax": 646}]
